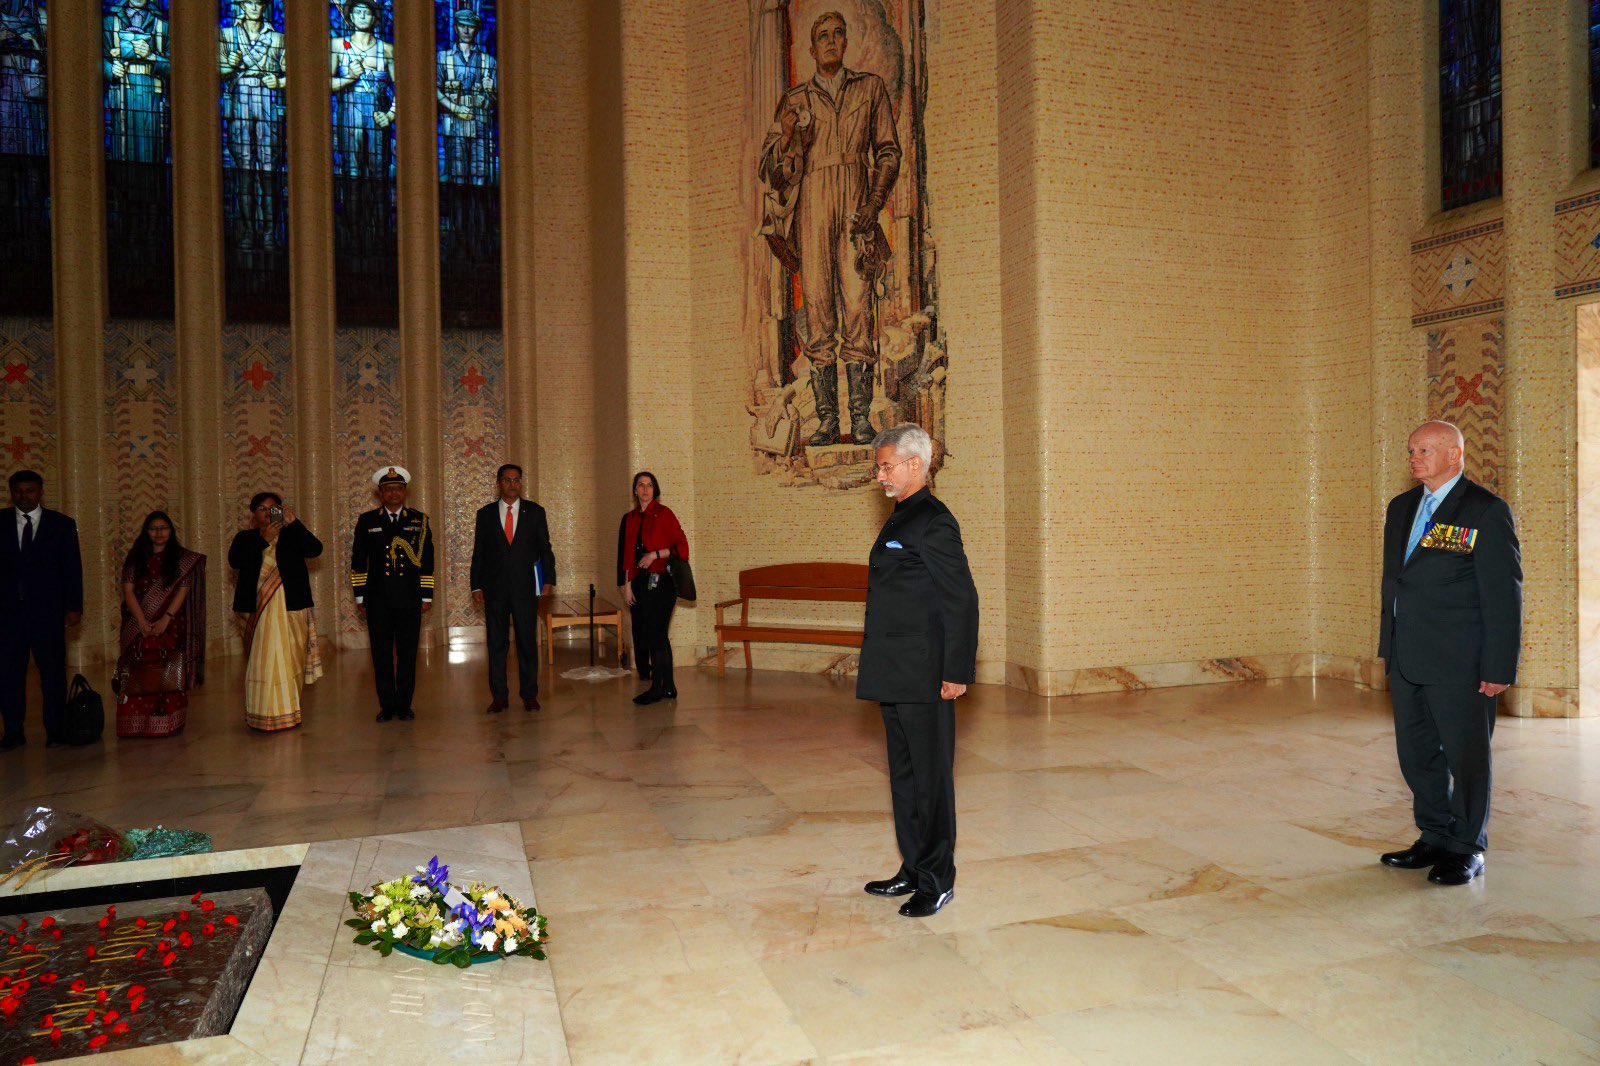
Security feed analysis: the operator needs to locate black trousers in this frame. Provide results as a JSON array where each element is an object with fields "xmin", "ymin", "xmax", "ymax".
[
  {"xmin": 631, "ymin": 575, "xmax": 676, "ymax": 691},
  {"xmin": 0, "ymin": 617, "xmax": 67, "ymax": 740},
  {"xmin": 366, "ymin": 603, "xmax": 421, "ymax": 713},
  {"xmin": 1390, "ymin": 668, "xmax": 1496, "ymax": 854},
  {"xmin": 484, "ymin": 596, "xmax": 539, "ymax": 701},
  {"xmin": 630, "ymin": 606, "xmax": 652, "ymax": 678},
  {"xmin": 881, "ymin": 699, "xmax": 957, "ymax": 894}
]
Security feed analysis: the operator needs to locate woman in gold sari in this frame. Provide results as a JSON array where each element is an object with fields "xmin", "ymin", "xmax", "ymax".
[{"xmin": 228, "ymin": 492, "xmax": 324, "ymax": 731}]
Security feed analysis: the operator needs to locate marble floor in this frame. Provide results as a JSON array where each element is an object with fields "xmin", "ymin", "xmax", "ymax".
[{"xmin": 8, "ymin": 643, "xmax": 1600, "ymax": 1064}]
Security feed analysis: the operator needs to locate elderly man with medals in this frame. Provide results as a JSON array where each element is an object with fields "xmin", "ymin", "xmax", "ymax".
[{"xmin": 350, "ymin": 466, "xmax": 435, "ymax": 723}]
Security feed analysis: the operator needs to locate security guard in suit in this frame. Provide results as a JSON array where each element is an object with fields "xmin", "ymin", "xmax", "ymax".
[
  {"xmin": 856, "ymin": 424, "xmax": 979, "ymax": 919},
  {"xmin": 351, "ymin": 466, "xmax": 435, "ymax": 722}
]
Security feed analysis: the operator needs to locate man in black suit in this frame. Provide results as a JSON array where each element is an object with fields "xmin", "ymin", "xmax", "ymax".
[
  {"xmin": 0, "ymin": 470, "xmax": 84, "ymax": 750},
  {"xmin": 856, "ymin": 425, "xmax": 979, "ymax": 918},
  {"xmin": 470, "ymin": 464, "xmax": 557, "ymax": 713},
  {"xmin": 350, "ymin": 466, "xmax": 435, "ymax": 723},
  {"xmin": 1379, "ymin": 420, "xmax": 1522, "ymax": 886}
]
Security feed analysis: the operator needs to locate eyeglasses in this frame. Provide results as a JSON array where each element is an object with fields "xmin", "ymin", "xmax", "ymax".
[{"xmin": 873, "ymin": 457, "xmax": 916, "ymax": 477}]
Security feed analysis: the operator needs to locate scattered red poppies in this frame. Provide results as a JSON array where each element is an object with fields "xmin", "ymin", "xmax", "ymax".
[
  {"xmin": 201, "ymin": 923, "xmax": 215, "ymax": 936},
  {"xmin": 84, "ymin": 945, "xmax": 97, "ymax": 960},
  {"xmin": 223, "ymin": 915, "xmax": 238, "ymax": 926},
  {"xmin": 200, "ymin": 900, "xmax": 215, "ymax": 912},
  {"xmin": 113, "ymin": 1021, "xmax": 130, "ymax": 1034},
  {"xmin": 134, "ymin": 917, "xmax": 148, "ymax": 929},
  {"xmin": 69, "ymin": 980, "xmax": 85, "ymax": 993},
  {"xmin": 133, "ymin": 947, "xmax": 147, "ymax": 960},
  {"xmin": 96, "ymin": 988, "xmax": 109, "ymax": 1003},
  {"xmin": 35, "ymin": 973, "xmax": 55, "ymax": 985}
]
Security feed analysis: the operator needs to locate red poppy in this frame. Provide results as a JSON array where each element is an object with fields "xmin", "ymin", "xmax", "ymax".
[
  {"xmin": 200, "ymin": 900, "xmax": 215, "ymax": 912},
  {"xmin": 88, "ymin": 1033, "xmax": 108, "ymax": 1048},
  {"xmin": 49, "ymin": 929, "xmax": 61, "ymax": 940},
  {"xmin": 161, "ymin": 919, "xmax": 176, "ymax": 933},
  {"xmin": 106, "ymin": 905, "xmax": 116, "ymax": 917},
  {"xmin": 133, "ymin": 947, "xmax": 147, "ymax": 959},
  {"xmin": 129, "ymin": 996, "xmax": 144, "ymax": 1014},
  {"xmin": 70, "ymin": 980, "xmax": 85, "ymax": 993},
  {"xmin": 223, "ymin": 915, "xmax": 239, "ymax": 926},
  {"xmin": 102, "ymin": 1009, "xmax": 120, "ymax": 1023},
  {"xmin": 13, "ymin": 980, "xmax": 28, "ymax": 992},
  {"xmin": 85, "ymin": 1008, "xmax": 97, "ymax": 1024},
  {"xmin": 38, "ymin": 918, "xmax": 53, "ymax": 929},
  {"xmin": 20, "ymin": 943, "xmax": 35, "ymax": 953},
  {"xmin": 97, "ymin": 916, "xmax": 111, "ymax": 929},
  {"xmin": 85, "ymin": 945, "xmax": 97, "ymax": 959},
  {"xmin": 96, "ymin": 988, "xmax": 109, "ymax": 1003},
  {"xmin": 113, "ymin": 1021, "xmax": 130, "ymax": 1034},
  {"xmin": 134, "ymin": 917, "xmax": 148, "ymax": 929},
  {"xmin": 201, "ymin": 923, "xmax": 215, "ymax": 936},
  {"xmin": 48, "ymin": 1027, "xmax": 60, "ymax": 1042},
  {"xmin": 179, "ymin": 910, "xmax": 190, "ymax": 923},
  {"xmin": 36, "ymin": 973, "xmax": 54, "ymax": 984},
  {"xmin": 14, "ymin": 920, "xmax": 24, "ymax": 931},
  {"xmin": 0, "ymin": 997, "xmax": 17, "ymax": 1017},
  {"xmin": 178, "ymin": 932, "xmax": 193, "ymax": 949},
  {"xmin": 190, "ymin": 890, "xmax": 202, "ymax": 903},
  {"xmin": 157, "ymin": 940, "xmax": 171, "ymax": 953},
  {"xmin": 5, "ymin": 935, "xmax": 15, "ymax": 946},
  {"xmin": 161, "ymin": 952, "xmax": 176, "ymax": 968},
  {"xmin": 21, "ymin": 1056, "xmax": 36, "ymax": 1064},
  {"xmin": 128, "ymin": 985, "xmax": 146, "ymax": 998},
  {"xmin": 41, "ymin": 1013, "xmax": 52, "ymax": 1027}
]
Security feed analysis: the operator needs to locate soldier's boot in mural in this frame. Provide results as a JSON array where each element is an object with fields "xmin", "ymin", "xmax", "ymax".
[
  {"xmin": 846, "ymin": 362, "xmax": 875, "ymax": 444},
  {"xmin": 808, "ymin": 365, "xmax": 841, "ymax": 446}
]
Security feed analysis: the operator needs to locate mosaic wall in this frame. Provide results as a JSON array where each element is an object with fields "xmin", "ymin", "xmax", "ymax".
[
  {"xmin": 1556, "ymin": 190, "xmax": 1600, "ymax": 301},
  {"xmin": 334, "ymin": 327, "xmax": 403, "ymax": 635},
  {"xmin": 1410, "ymin": 218, "xmax": 1505, "ymax": 327},
  {"xmin": 440, "ymin": 328, "xmax": 507, "ymax": 628},
  {"xmin": 103, "ymin": 320, "xmax": 179, "ymax": 582},
  {"xmin": 221, "ymin": 323, "xmax": 295, "ymax": 522},
  {"xmin": 0, "ymin": 318, "xmax": 56, "ymax": 479},
  {"xmin": 1426, "ymin": 317, "xmax": 1505, "ymax": 493}
]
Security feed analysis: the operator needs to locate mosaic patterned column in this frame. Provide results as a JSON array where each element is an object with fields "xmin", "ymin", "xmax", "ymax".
[
  {"xmin": 395, "ymin": 0, "xmax": 446, "ymax": 634},
  {"xmin": 285, "ymin": 0, "xmax": 339, "ymax": 633},
  {"xmin": 1500, "ymin": 0, "xmax": 1577, "ymax": 715},
  {"xmin": 498, "ymin": 0, "xmax": 538, "ymax": 492},
  {"xmin": 171, "ymin": 0, "xmax": 229, "ymax": 651},
  {"xmin": 49, "ymin": 0, "xmax": 112, "ymax": 660}
]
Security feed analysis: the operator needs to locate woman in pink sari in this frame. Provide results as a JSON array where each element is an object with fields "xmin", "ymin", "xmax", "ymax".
[{"xmin": 116, "ymin": 511, "xmax": 206, "ymax": 738}]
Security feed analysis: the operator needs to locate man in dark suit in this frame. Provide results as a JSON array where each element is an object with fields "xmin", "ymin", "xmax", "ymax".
[
  {"xmin": 470, "ymin": 464, "xmax": 557, "ymax": 713},
  {"xmin": 856, "ymin": 425, "xmax": 979, "ymax": 918},
  {"xmin": 350, "ymin": 466, "xmax": 435, "ymax": 723},
  {"xmin": 0, "ymin": 470, "xmax": 84, "ymax": 750},
  {"xmin": 1379, "ymin": 420, "xmax": 1521, "ymax": 886}
]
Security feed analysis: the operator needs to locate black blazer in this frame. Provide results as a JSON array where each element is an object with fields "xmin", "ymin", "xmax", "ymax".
[
  {"xmin": 228, "ymin": 521, "xmax": 324, "ymax": 613},
  {"xmin": 1379, "ymin": 476, "xmax": 1522, "ymax": 686},
  {"xmin": 0, "ymin": 507, "xmax": 83, "ymax": 621},
  {"xmin": 856, "ymin": 487, "xmax": 979, "ymax": 704},
  {"xmin": 469, "ymin": 499, "xmax": 557, "ymax": 602}
]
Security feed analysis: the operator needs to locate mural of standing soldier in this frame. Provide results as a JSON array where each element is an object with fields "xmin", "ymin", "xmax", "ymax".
[
  {"xmin": 436, "ymin": 7, "xmax": 495, "ymax": 187},
  {"xmin": 759, "ymin": 9, "xmax": 900, "ymax": 447},
  {"xmin": 330, "ymin": 0, "xmax": 394, "ymax": 181},
  {"xmin": 0, "ymin": 0, "xmax": 46, "ymax": 157},
  {"xmin": 103, "ymin": 0, "xmax": 169, "ymax": 164},
  {"xmin": 220, "ymin": 0, "xmax": 285, "ymax": 251}
]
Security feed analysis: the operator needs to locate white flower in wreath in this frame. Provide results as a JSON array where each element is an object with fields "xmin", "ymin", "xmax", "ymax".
[
  {"xmin": 371, "ymin": 894, "xmax": 392, "ymax": 910},
  {"xmin": 371, "ymin": 918, "xmax": 388, "ymax": 934},
  {"xmin": 482, "ymin": 889, "xmax": 501, "ymax": 905},
  {"xmin": 503, "ymin": 937, "xmax": 518, "ymax": 953},
  {"xmin": 409, "ymin": 885, "xmax": 431, "ymax": 900},
  {"xmin": 475, "ymin": 930, "xmax": 499, "ymax": 952},
  {"xmin": 392, "ymin": 921, "xmax": 409, "ymax": 939}
]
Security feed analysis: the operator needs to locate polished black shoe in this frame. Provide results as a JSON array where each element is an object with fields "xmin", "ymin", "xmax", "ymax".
[
  {"xmin": 899, "ymin": 889, "xmax": 954, "ymax": 918},
  {"xmin": 0, "ymin": 734, "xmax": 24, "ymax": 752},
  {"xmin": 523, "ymin": 696, "xmax": 540, "ymax": 712},
  {"xmin": 1428, "ymin": 852, "xmax": 1484, "ymax": 886},
  {"xmin": 486, "ymin": 698, "xmax": 507, "ymax": 714},
  {"xmin": 1380, "ymin": 840, "xmax": 1450, "ymax": 869},
  {"xmin": 633, "ymin": 689, "xmax": 662, "ymax": 706},
  {"xmin": 864, "ymin": 876, "xmax": 914, "ymax": 897},
  {"xmin": 375, "ymin": 708, "xmax": 395, "ymax": 723},
  {"xmin": 396, "ymin": 708, "xmax": 415, "ymax": 721},
  {"xmin": 44, "ymin": 738, "xmax": 67, "ymax": 749},
  {"xmin": 658, "ymin": 688, "xmax": 677, "ymax": 700}
]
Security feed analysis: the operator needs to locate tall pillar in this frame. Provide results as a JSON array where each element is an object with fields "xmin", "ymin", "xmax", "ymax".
[
  {"xmin": 500, "ymin": 0, "xmax": 539, "ymax": 494},
  {"xmin": 286, "ymin": 0, "xmax": 339, "ymax": 618},
  {"xmin": 395, "ymin": 0, "xmax": 445, "ymax": 634},
  {"xmin": 1500, "ymin": 0, "xmax": 1576, "ymax": 715},
  {"xmin": 49, "ymin": 0, "xmax": 111, "ymax": 663},
  {"xmin": 171, "ymin": 0, "xmax": 228, "ymax": 652}
]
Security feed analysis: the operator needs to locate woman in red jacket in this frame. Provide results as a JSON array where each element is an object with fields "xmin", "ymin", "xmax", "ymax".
[{"xmin": 616, "ymin": 471, "xmax": 690, "ymax": 704}]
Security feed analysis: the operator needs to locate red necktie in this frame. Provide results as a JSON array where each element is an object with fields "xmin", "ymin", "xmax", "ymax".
[{"xmin": 504, "ymin": 504, "xmax": 515, "ymax": 545}]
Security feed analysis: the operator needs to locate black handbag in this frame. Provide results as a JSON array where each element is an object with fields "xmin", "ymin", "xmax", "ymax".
[
  {"xmin": 63, "ymin": 674, "xmax": 104, "ymax": 746},
  {"xmin": 667, "ymin": 557, "xmax": 696, "ymax": 602}
]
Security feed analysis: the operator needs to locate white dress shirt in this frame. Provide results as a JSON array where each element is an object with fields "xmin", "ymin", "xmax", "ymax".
[{"xmin": 16, "ymin": 506, "xmax": 40, "ymax": 549}]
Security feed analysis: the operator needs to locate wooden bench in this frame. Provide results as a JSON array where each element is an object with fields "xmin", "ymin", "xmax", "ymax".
[
  {"xmin": 544, "ymin": 595, "xmax": 625, "ymax": 666},
  {"xmin": 713, "ymin": 562, "xmax": 868, "ymax": 673}
]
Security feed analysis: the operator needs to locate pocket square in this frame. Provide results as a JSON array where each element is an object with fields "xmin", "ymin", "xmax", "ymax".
[{"xmin": 885, "ymin": 540, "xmax": 903, "ymax": 549}]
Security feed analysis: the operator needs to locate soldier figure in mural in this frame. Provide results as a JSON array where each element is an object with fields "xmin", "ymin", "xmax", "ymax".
[
  {"xmin": 220, "ymin": 0, "xmax": 285, "ymax": 251},
  {"xmin": 0, "ymin": 0, "xmax": 46, "ymax": 157},
  {"xmin": 330, "ymin": 0, "xmax": 394, "ymax": 180},
  {"xmin": 759, "ymin": 10, "xmax": 901, "ymax": 448},
  {"xmin": 103, "ymin": 0, "xmax": 169, "ymax": 164},
  {"xmin": 436, "ymin": 5, "xmax": 495, "ymax": 257}
]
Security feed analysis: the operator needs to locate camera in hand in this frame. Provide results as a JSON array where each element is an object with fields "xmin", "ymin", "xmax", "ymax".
[{"xmin": 268, "ymin": 505, "xmax": 284, "ymax": 524}]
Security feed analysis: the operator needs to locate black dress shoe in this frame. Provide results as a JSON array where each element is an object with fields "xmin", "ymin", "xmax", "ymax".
[
  {"xmin": 658, "ymin": 688, "xmax": 677, "ymax": 700},
  {"xmin": 396, "ymin": 708, "xmax": 415, "ymax": 721},
  {"xmin": 375, "ymin": 709, "xmax": 395, "ymax": 723},
  {"xmin": 1428, "ymin": 852, "xmax": 1484, "ymax": 885},
  {"xmin": 523, "ymin": 696, "xmax": 540, "ymax": 712},
  {"xmin": 899, "ymin": 889, "xmax": 954, "ymax": 918},
  {"xmin": 0, "ymin": 734, "xmax": 24, "ymax": 752},
  {"xmin": 486, "ymin": 698, "xmax": 507, "ymax": 714},
  {"xmin": 864, "ymin": 876, "xmax": 914, "ymax": 897},
  {"xmin": 1380, "ymin": 840, "xmax": 1450, "ymax": 869},
  {"xmin": 44, "ymin": 738, "xmax": 67, "ymax": 749},
  {"xmin": 633, "ymin": 689, "xmax": 662, "ymax": 706}
]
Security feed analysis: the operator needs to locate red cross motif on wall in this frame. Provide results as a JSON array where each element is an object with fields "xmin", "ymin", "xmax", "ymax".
[
  {"xmin": 1452, "ymin": 373, "xmax": 1485, "ymax": 408},
  {"xmin": 247, "ymin": 434, "xmax": 273, "ymax": 456},
  {"xmin": 463, "ymin": 436, "xmax": 487, "ymax": 458},
  {"xmin": 3, "ymin": 363, "xmax": 28, "ymax": 385},
  {"xmin": 5, "ymin": 436, "xmax": 28, "ymax": 462},
  {"xmin": 243, "ymin": 361, "xmax": 275, "ymax": 391},
  {"xmin": 459, "ymin": 365, "xmax": 487, "ymax": 395}
]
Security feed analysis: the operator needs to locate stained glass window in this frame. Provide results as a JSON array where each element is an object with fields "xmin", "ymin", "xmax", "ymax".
[
  {"xmin": 0, "ymin": 0, "xmax": 49, "ymax": 316},
  {"xmin": 104, "ymin": 0, "xmax": 173, "ymax": 317},
  {"xmin": 1590, "ymin": 0, "xmax": 1600, "ymax": 168},
  {"xmin": 1439, "ymin": 0, "xmax": 1501, "ymax": 211},
  {"xmin": 330, "ymin": 0, "xmax": 397, "ymax": 327},
  {"xmin": 435, "ymin": 0, "xmax": 498, "ymax": 328},
  {"xmin": 221, "ymin": 0, "xmax": 288, "ymax": 321}
]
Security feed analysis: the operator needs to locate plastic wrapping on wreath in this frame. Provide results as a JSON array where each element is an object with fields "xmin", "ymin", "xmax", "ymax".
[{"xmin": 0, "ymin": 806, "xmax": 125, "ymax": 877}]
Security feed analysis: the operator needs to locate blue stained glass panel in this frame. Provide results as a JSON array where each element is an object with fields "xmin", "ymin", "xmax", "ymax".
[
  {"xmin": 1439, "ymin": 0, "xmax": 1501, "ymax": 211},
  {"xmin": 0, "ymin": 0, "xmax": 50, "ymax": 315},
  {"xmin": 1590, "ymin": 0, "xmax": 1600, "ymax": 167},
  {"xmin": 331, "ymin": 0, "xmax": 396, "ymax": 327},
  {"xmin": 104, "ymin": 0, "xmax": 173, "ymax": 317},
  {"xmin": 435, "ymin": 0, "xmax": 498, "ymax": 328},
  {"xmin": 221, "ymin": 0, "xmax": 288, "ymax": 322}
]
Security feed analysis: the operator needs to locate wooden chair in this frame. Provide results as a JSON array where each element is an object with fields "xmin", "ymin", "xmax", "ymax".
[{"xmin": 713, "ymin": 562, "xmax": 868, "ymax": 673}]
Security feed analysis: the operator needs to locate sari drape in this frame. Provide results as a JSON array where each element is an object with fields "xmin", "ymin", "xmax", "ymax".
[{"xmin": 244, "ymin": 542, "xmax": 321, "ymax": 731}]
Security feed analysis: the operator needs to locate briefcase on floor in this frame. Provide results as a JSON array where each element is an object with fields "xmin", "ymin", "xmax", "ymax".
[{"xmin": 63, "ymin": 674, "xmax": 104, "ymax": 746}]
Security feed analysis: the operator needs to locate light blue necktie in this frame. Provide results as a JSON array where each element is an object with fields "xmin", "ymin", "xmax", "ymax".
[{"xmin": 1405, "ymin": 493, "xmax": 1437, "ymax": 563}]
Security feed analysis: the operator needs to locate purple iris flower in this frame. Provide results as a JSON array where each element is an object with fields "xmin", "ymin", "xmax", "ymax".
[{"xmin": 413, "ymin": 855, "xmax": 450, "ymax": 890}]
